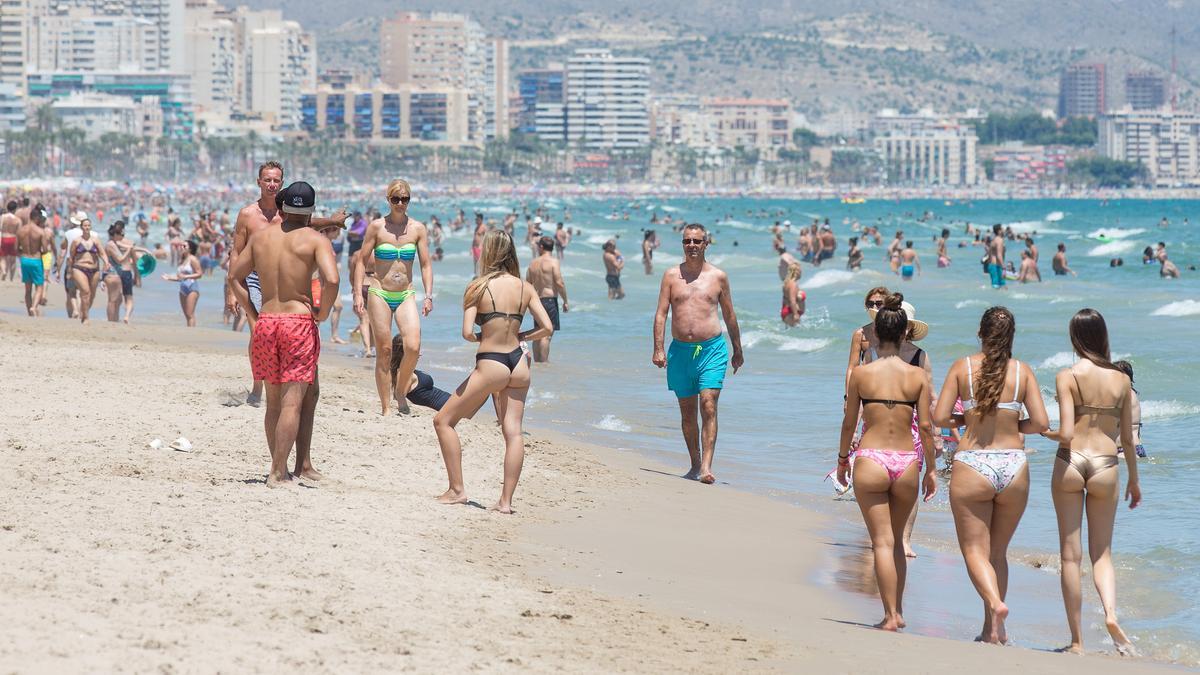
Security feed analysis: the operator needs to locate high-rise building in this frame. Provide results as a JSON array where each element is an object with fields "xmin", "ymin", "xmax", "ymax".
[
  {"xmin": 874, "ymin": 124, "xmax": 978, "ymax": 186},
  {"xmin": 182, "ymin": 1, "xmax": 313, "ymax": 130},
  {"xmin": 1058, "ymin": 63, "xmax": 1106, "ymax": 118},
  {"xmin": 300, "ymin": 83, "xmax": 472, "ymax": 144},
  {"xmin": 564, "ymin": 48, "xmax": 649, "ymax": 150},
  {"xmin": 379, "ymin": 12, "xmax": 507, "ymax": 141},
  {"xmin": 23, "ymin": 0, "xmax": 184, "ymax": 72},
  {"xmin": 1125, "ymin": 71, "xmax": 1166, "ymax": 111},
  {"xmin": 29, "ymin": 12, "xmax": 155, "ymax": 72},
  {"xmin": 1100, "ymin": 108, "xmax": 1200, "ymax": 186},
  {"xmin": 517, "ymin": 68, "xmax": 564, "ymax": 134},
  {"xmin": 0, "ymin": 0, "xmax": 28, "ymax": 89},
  {"xmin": 703, "ymin": 98, "xmax": 791, "ymax": 154}
]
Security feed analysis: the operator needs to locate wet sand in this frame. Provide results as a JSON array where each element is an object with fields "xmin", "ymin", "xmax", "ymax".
[{"xmin": 0, "ymin": 280, "xmax": 1169, "ymax": 672}]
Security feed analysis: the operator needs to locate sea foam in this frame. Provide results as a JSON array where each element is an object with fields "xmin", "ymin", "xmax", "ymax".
[
  {"xmin": 1141, "ymin": 400, "xmax": 1200, "ymax": 420},
  {"xmin": 1046, "ymin": 211, "xmax": 1065, "ymax": 222},
  {"xmin": 802, "ymin": 269, "xmax": 856, "ymax": 289},
  {"xmin": 592, "ymin": 414, "xmax": 632, "ymax": 432},
  {"xmin": 1087, "ymin": 240, "xmax": 1137, "ymax": 257},
  {"xmin": 742, "ymin": 331, "xmax": 832, "ymax": 353},
  {"xmin": 1086, "ymin": 227, "xmax": 1146, "ymax": 240},
  {"xmin": 1151, "ymin": 300, "xmax": 1200, "ymax": 317}
]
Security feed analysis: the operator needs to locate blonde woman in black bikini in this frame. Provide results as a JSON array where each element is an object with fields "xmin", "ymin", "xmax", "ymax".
[
  {"xmin": 837, "ymin": 292, "xmax": 937, "ymax": 631},
  {"xmin": 1042, "ymin": 308, "xmax": 1142, "ymax": 656},
  {"xmin": 434, "ymin": 229, "xmax": 554, "ymax": 513},
  {"xmin": 934, "ymin": 306, "xmax": 1049, "ymax": 645}
]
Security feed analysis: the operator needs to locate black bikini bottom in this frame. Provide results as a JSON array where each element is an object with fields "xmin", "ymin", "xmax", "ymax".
[{"xmin": 476, "ymin": 347, "xmax": 523, "ymax": 372}]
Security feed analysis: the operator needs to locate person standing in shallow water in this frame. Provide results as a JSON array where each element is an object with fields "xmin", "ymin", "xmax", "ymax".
[{"xmin": 652, "ymin": 223, "xmax": 744, "ymax": 484}]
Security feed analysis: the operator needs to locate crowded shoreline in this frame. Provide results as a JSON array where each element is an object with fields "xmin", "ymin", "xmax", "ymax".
[
  {"xmin": 2, "ymin": 167, "xmax": 1197, "ymax": 669},
  {"xmin": 0, "ymin": 290, "xmax": 1173, "ymax": 673}
]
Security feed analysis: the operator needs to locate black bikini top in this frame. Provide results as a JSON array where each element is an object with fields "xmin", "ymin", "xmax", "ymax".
[
  {"xmin": 860, "ymin": 397, "xmax": 918, "ymax": 410},
  {"xmin": 475, "ymin": 283, "xmax": 526, "ymax": 326}
]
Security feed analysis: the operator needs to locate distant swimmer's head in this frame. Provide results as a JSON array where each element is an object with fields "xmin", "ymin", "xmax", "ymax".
[
  {"xmin": 1057, "ymin": 243, "xmax": 1066, "ymax": 252},
  {"xmin": 186, "ymin": 240, "xmax": 198, "ymax": 256},
  {"xmin": 386, "ymin": 179, "xmax": 411, "ymax": 211},
  {"xmin": 257, "ymin": 161, "xmax": 283, "ymax": 196},
  {"xmin": 108, "ymin": 221, "xmax": 125, "ymax": 238},
  {"xmin": 904, "ymin": 240, "xmax": 913, "ymax": 248},
  {"xmin": 602, "ymin": 240, "xmax": 615, "ymax": 252},
  {"xmin": 873, "ymin": 293, "xmax": 908, "ymax": 347},
  {"xmin": 5, "ymin": 200, "xmax": 16, "ymax": 213},
  {"xmin": 30, "ymin": 204, "xmax": 47, "ymax": 224},
  {"xmin": 993, "ymin": 224, "xmax": 1003, "ymax": 235},
  {"xmin": 1114, "ymin": 359, "xmax": 1134, "ymax": 384},
  {"xmin": 786, "ymin": 263, "xmax": 802, "ymax": 282},
  {"xmin": 1069, "ymin": 308, "xmax": 1120, "ymax": 373},
  {"xmin": 539, "ymin": 236, "xmax": 555, "ymax": 252},
  {"xmin": 974, "ymin": 306, "xmax": 1016, "ymax": 414}
]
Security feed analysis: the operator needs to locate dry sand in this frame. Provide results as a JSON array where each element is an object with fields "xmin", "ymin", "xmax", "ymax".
[{"xmin": 0, "ymin": 281, "xmax": 1171, "ymax": 673}]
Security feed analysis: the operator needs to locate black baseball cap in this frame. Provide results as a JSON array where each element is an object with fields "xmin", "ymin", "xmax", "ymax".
[{"xmin": 279, "ymin": 181, "xmax": 315, "ymax": 216}]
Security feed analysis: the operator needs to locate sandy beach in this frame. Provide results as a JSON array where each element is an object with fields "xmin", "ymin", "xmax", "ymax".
[{"xmin": 0, "ymin": 280, "xmax": 1174, "ymax": 673}]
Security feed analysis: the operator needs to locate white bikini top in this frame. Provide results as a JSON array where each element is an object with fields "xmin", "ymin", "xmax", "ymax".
[{"xmin": 961, "ymin": 357, "xmax": 1023, "ymax": 413}]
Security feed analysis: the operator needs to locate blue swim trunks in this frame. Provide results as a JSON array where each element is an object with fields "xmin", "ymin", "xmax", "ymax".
[
  {"xmin": 666, "ymin": 334, "xmax": 729, "ymax": 399},
  {"xmin": 988, "ymin": 263, "xmax": 1006, "ymax": 288},
  {"xmin": 901, "ymin": 264, "xmax": 914, "ymax": 279},
  {"xmin": 20, "ymin": 256, "xmax": 44, "ymax": 286}
]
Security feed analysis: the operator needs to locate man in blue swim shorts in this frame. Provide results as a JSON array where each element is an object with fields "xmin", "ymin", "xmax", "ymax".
[
  {"xmin": 17, "ymin": 204, "xmax": 52, "ymax": 317},
  {"xmin": 652, "ymin": 223, "xmax": 744, "ymax": 485}
]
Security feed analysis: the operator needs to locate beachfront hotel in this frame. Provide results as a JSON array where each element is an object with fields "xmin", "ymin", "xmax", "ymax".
[
  {"xmin": 874, "ymin": 124, "xmax": 979, "ymax": 186},
  {"xmin": 1100, "ymin": 107, "xmax": 1200, "ymax": 187},
  {"xmin": 562, "ymin": 48, "xmax": 650, "ymax": 150}
]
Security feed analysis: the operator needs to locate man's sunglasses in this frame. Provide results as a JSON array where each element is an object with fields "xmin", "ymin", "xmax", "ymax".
[
  {"xmin": 389, "ymin": 195, "xmax": 411, "ymax": 205},
  {"xmin": 865, "ymin": 300, "xmax": 884, "ymax": 309},
  {"xmin": 683, "ymin": 238, "xmax": 706, "ymax": 245}
]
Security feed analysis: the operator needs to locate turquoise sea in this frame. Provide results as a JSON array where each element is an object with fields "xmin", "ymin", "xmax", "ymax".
[{"xmin": 25, "ymin": 196, "xmax": 1200, "ymax": 665}]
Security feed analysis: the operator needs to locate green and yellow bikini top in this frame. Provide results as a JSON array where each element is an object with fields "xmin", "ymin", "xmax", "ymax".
[{"xmin": 374, "ymin": 242, "xmax": 417, "ymax": 261}]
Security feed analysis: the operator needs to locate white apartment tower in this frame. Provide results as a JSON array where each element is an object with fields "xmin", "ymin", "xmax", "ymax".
[
  {"xmin": 379, "ymin": 12, "xmax": 507, "ymax": 141},
  {"xmin": 182, "ymin": 1, "xmax": 314, "ymax": 130},
  {"xmin": 1100, "ymin": 108, "xmax": 1200, "ymax": 186},
  {"xmin": 565, "ymin": 48, "xmax": 649, "ymax": 150},
  {"xmin": 874, "ymin": 125, "xmax": 979, "ymax": 186},
  {"xmin": 0, "ymin": 0, "xmax": 27, "ymax": 88},
  {"xmin": 24, "ymin": 0, "xmax": 184, "ymax": 72}
]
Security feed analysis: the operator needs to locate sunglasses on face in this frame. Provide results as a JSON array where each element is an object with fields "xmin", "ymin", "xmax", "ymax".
[
  {"xmin": 389, "ymin": 195, "xmax": 410, "ymax": 205},
  {"xmin": 865, "ymin": 300, "xmax": 884, "ymax": 309},
  {"xmin": 683, "ymin": 238, "xmax": 706, "ymax": 245}
]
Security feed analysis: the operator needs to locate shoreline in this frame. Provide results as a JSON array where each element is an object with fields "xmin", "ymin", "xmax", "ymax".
[
  {"xmin": 0, "ymin": 282, "xmax": 1182, "ymax": 671},
  {"xmin": 5, "ymin": 177, "xmax": 1200, "ymax": 202}
]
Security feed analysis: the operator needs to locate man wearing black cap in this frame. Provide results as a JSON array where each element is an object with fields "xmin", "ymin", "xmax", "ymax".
[
  {"xmin": 228, "ymin": 161, "xmax": 346, "ymax": 407},
  {"xmin": 230, "ymin": 181, "xmax": 341, "ymax": 487},
  {"xmin": 16, "ymin": 204, "xmax": 52, "ymax": 316}
]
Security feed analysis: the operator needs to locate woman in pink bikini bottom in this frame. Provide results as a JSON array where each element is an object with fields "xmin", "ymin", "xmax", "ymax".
[{"xmin": 837, "ymin": 292, "xmax": 937, "ymax": 631}]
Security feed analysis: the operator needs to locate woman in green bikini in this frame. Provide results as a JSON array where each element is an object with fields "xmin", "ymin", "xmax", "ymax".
[{"xmin": 352, "ymin": 179, "xmax": 435, "ymax": 415}]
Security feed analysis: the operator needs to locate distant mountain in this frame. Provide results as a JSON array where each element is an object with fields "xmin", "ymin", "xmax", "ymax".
[{"xmin": 242, "ymin": 0, "xmax": 1199, "ymax": 122}]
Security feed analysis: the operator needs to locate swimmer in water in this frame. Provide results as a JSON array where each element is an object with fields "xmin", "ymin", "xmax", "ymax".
[{"xmin": 780, "ymin": 263, "xmax": 805, "ymax": 327}]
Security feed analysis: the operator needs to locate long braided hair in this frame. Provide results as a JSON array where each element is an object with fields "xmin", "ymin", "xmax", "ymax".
[{"xmin": 973, "ymin": 306, "xmax": 1015, "ymax": 414}]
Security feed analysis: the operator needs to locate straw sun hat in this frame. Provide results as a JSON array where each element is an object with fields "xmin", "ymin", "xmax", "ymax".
[{"xmin": 868, "ymin": 301, "xmax": 930, "ymax": 341}]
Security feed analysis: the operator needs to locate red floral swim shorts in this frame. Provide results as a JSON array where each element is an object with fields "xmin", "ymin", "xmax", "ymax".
[{"xmin": 251, "ymin": 313, "xmax": 320, "ymax": 384}]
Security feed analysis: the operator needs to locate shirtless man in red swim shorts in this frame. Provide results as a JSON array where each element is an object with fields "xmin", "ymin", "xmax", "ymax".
[{"xmin": 230, "ymin": 181, "xmax": 341, "ymax": 487}]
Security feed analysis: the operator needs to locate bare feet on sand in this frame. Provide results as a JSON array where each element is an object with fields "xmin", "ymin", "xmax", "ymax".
[
  {"xmin": 331, "ymin": 335, "xmax": 347, "ymax": 344},
  {"xmin": 295, "ymin": 467, "xmax": 324, "ymax": 481},
  {"xmin": 683, "ymin": 468, "xmax": 701, "ymax": 480},
  {"xmin": 265, "ymin": 473, "xmax": 293, "ymax": 488},
  {"xmin": 437, "ymin": 489, "xmax": 469, "ymax": 505},
  {"xmin": 699, "ymin": 472, "xmax": 716, "ymax": 484},
  {"xmin": 874, "ymin": 614, "xmax": 903, "ymax": 631},
  {"xmin": 903, "ymin": 544, "xmax": 918, "ymax": 558},
  {"xmin": 245, "ymin": 392, "xmax": 262, "ymax": 408},
  {"xmin": 1055, "ymin": 644, "xmax": 1083, "ymax": 655},
  {"xmin": 492, "ymin": 502, "xmax": 515, "ymax": 514}
]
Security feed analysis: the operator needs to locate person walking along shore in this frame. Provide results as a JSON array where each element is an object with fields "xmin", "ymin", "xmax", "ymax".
[{"xmin": 652, "ymin": 223, "xmax": 744, "ymax": 484}]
